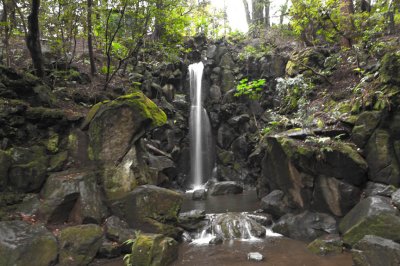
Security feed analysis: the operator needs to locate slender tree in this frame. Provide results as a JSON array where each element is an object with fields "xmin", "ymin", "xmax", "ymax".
[
  {"xmin": 1, "ymin": 0, "xmax": 11, "ymax": 66},
  {"xmin": 88, "ymin": 0, "xmax": 96, "ymax": 76},
  {"xmin": 340, "ymin": 0, "xmax": 355, "ymax": 47},
  {"xmin": 26, "ymin": 0, "xmax": 44, "ymax": 77}
]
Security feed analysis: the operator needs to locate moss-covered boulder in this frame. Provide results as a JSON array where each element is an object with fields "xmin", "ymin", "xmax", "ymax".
[
  {"xmin": 365, "ymin": 129, "xmax": 400, "ymax": 186},
  {"xmin": 0, "ymin": 150, "xmax": 11, "ymax": 190},
  {"xmin": 112, "ymin": 185, "xmax": 183, "ymax": 237},
  {"xmin": 86, "ymin": 91, "xmax": 166, "ymax": 163},
  {"xmin": 259, "ymin": 136, "xmax": 367, "ymax": 213},
  {"xmin": 307, "ymin": 234, "xmax": 343, "ymax": 256},
  {"xmin": 380, "ymin": 52, "xmax": 400, "ymax": 85},
  {"xmin": 352, "ymin": 235, "xmax": 400, "ymax": 266},
  {"xmin": 339, "ymin": 196, "xmax": 400, "ymax": 246},
  {"xmin": 286, "ymin": 48, "xmax": 327, "ymax": 77},
  {"xmin": 8, "ymin": 146, "xmax": 49, "ymax": 192},
  {"xmin": 58, "ymin": 224, "xmax": 103, "ymax": 266},
  {"xmin": 39, "ymin": 170, "xmax": 108, "ymax": 224},
  {"xmin": 351, "ymin": 111, "xmax": 382, "ymax": 148},
  {"xmin": 0, "ymin": 221, "xmax": 58, "ymax": 266},
  {"xmin": 129, "ymin": 233, "xmax": 178, "ymax": 266}
]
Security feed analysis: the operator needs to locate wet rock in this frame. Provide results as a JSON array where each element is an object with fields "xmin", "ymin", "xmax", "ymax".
[
  {"xmin": 209, "ymin": 84, "xmax": 222, "ymax": 102},
  {"xmin": 86, "ymin": 91, "xmax": 167, "ymax": 163},
  {"xmin": 192, "ymin": 189, "xmax": 207, "ymax": 200},
  {"xmin": 339, "ymin": 196, "xmax": 400, "ymax": 246},
  {"xmin": 209, "ymin": 235, "xmax": 223, "ymax": 245},
  {"xmin": 272, "ymin": 211, "xmax": 337, "ymax": 241},
  {"xmin": 111, "ymin": 185, "xmax": 183, "ymax": 235},
  {"xmin": 312, "ymin": 176, "xmax": 361, "ymax": 217},
  {"xmin": 213, "ymin": 213, "xmax": 265, "ymax": 239},
  {"xmin": 130, "ymin": 233, "xmax": 178, "ymax": 266},
  {"xmin": 98, "ymin": 239, "xmax": 121, "ymax": 259},
  {"xmin": 209, "ymin": 181, "xmax": 243, "ymax": 196},
  {"xmin": 351, "ymin": 111, "xmax": 381, "ymax": 148},
  {"xmin": 260, "ymin": 190, "xmax": 289, "ymax": 219},
  {"xmin": 231, "ymin": 135, "xmax": 250, "ymax": 159},
  {"xmin": 365, "ymin": 130, "xmax": 400, "ymax": 186},
  {"xmin": 39, "ymin": 170, "xmax": 107, "ymax": 224},
  {"xmin": 58, "ymin": 224, "xmax": 103, "ymax": 266},
  {"xmin": 0, "ymin": 220, "xmax": 58, "ymax": 266},
  {"xmin": 363, "ymin": 182, "xmax": 396, "ymax": 197},
  {"xmin": 247, "ymin": 252, "xmax": 264, "ymax": 261},
  {"xmin": 217, "ymin": 123, "xmax": 237, "ymax": 149},
  {"xmin": 217, "ymin": 149, "xmax": 234, "ymax": 165},
  {"xmin": 247, "ymin": 213, "xmax": 273, "ymax": 227},
  {"xmin": 178, "ymin": 209, "xmax": 206, "ymax": 231},
  {"xmin": 16, "ymin": 194, "xmax": 41, "ymax": 216},
  {"xmin": 392, "ymin": 189, "xmax": 400, "ymax": 209},
  {"xmin": 307, "ymin": 234, "xmax": 343, "ymax": 256},
  {"xmin": 352, "ymin": 235, "xmax": 400, "ymax": 266}
]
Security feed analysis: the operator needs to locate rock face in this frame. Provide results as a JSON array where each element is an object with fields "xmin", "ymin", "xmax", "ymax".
[
  {"xmin": 209, "ymin": 181, "xmax": 243, "ymax": 196},
  {"xmin": 38, "ymin": 170, "xmax": 107, "ymax": 224},
  {"xmin": 352, "ymin": 235, "xmax": 400, "ymax": 266},
  {"xmin": 111, "ymin": 185, "xmax": 183, "ymax": 238},
  {"xmin": 351, "ymin": 111, "xmax": 381, "ymax": 148},
  {"xmin": 339, "ymin": 196, "xmax": 400, "ymax": 246},
  {"xmin": 129, "ymin": 233, "xmax": 178, "ymax": 266},
  {"xmin": 58, "ymin": 224, "xmax": 103, "ymax": 266},
  {"xmin": 260, "ymin": 190, "xmax": 289, "ymax": 218},
  {"xmin": 272, "ymin": 211, "xmax": 337, "ymax": 241},
  {"xmin": 0, "ymin": 221, "xmax": 58, "ymax": 266},
  {"xmin": 259, "ymin": 136, "xmax": 366, "ymax": 216}
]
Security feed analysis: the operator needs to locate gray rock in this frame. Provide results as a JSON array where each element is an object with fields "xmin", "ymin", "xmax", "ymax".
[
  {"xmin": 98, "ymin": 239, "xmax": 121, "ymax": 259},
  {"xmin": 209, "ymin": 85, "xmax": 222, "ymax": 102},
  {"xmin": 307, "ymin": 234, "xmax": 343, "ymax": 255},
  {"xmin": 209, "ymin": 181, "xmax": 243, "ymax": 196},
  {"xmin": 247, "ymin": 252, "xmax": 264, "ymax": 261},
  {"xmin": 207, "ymin": 45, "xmax": 217, "ymax": 59},
  {"xmin": 192, "ymin": 189, "xmax": 207, "ymax": 201},
  {"xmin": 352, "ymin": 235, "xmax": 400, "ymax": 266},
  {"xmin": 339, "ymin": 196, "xmax": 400, "ymax": 246},
  {"xmin": 261, "ymin": 190, "xmax": 289, "ymax": 218},
  {"xmin": 178, "ymin": 209, "xmax": 206, "ymax": 231},
  {"xmin": 104, "ymin": 216, "xmax": 136, "ymax": 244},
  {"xmin": 39, "ymin": 170, "xmax": 107, "ymax": 224},
  {"xmin": 364, "ymin": 181, "xmax": 396, "ymax": 197},
  {"xmin": 392, "ymin": 189, "xmax": 400, "ymax": 209},
  {"xmin": 351, "ymin": 111, "xmax": 381, "ymax": 148},
  {"xmin": 59, "ymin": 224, "xmax": 104, "ymax": 266},
  {"xmin": 217, "ymin": 124, "xmax": 237, "ymax": 149},
  {"xmin": 0, "ymin": 221, "xmax": 58, "ymax": 266},
  {"xmin": 272, "ymin": 211, "xmax": 337, "ymax": 241},
  {"xmin": 209, "ymin": 235, "xmax": 223, "ymax": 245},
  {"xmin": 0, "ymin": 150, "xmax": 11, "ymax": 190}
]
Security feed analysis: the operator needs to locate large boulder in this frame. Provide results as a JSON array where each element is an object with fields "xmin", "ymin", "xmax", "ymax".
[
  {"xmin": 351, "ymin": 111, "xmax": 382, "ymax": 148},
  {"xmin": 38, "ymin": 170, "xmax": 107, "ymax": 224},
  {"xmin": 129, "ymin": 233, "xmax": 178, "ymax": 266},
  {"xmin": 111, "ymin": 185, "xmax": 183, "ymax": 237},
  {"xmin": 365, "ymin": 130, "xmax": 400, "ymax": 186},
  {"xmin": 363, "ymin": 181, "xmax": 396, "ymax": 198},
  {"xmin": 209, "ymin": 181, "xmax": 243, "ymax": 196},
  {"xmin": 339, "ymin": 196, "xmax": 400, "ymax": 246},
  {"xmin": 58, "ymin": 224, "xmax": 103, "ymax": 265},
  {"xmin": 272, "ymin": 211, "xmax": 337, "ymax": 241},
  {"xmin": 8, "ymin": 146, "xmax": 48, "ymax": 192},
  {"xmin": 260, "ymin": 190, "xmax": 290, "ymax": 218},
  {"xmin": 86, "ymin": 91, "xmax": 167, "ymax": 163},
  {"xmin": 379, "ymin": 51, "xmax": 400, "ymax": 85},
  {"xmin": 259, "ymin": 137, "xmax": 367, "ymax": 211},
  {"xmin": 178, "ymin": 209, "xmax": 206, "ymax": 231},
  {"xmin": 307, "ymin": 234, "xmax": 343, "ymax": 256},
  {"xmin": 213, "ymin": 213, "xmax": 265, "ymax": 239},
  {"xmin": 352, "ymin": 235, "xmax": 400, "ymax": 266},
  {"xmin": 0, "ymin": 221, "xmax": 58, "ymax": 266}
]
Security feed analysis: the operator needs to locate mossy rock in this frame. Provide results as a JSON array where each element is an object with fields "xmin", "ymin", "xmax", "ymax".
[
  {"xmin": 380, "ymin": 52, "xmax": 400, "ymax": 85},
  {"xmin": 307, "ymin": 234, "xmax": 343, "ymax": 256},
  {"xmin": 46, "ymin": 133, "xmax": 59, "ymax": 153},
  {"xmin": 0, "ymin": 150, "xmax": 12, "ymax": 190},
  {"xmin": 339, "ymin": 196, "xmax": 400, "ymax": 246},
  {"xmin": 87, "ymin": 91, "xmax": 166, "ymax": 163},
  {"xmin": 129, "ymin": 233, "xmax": 178, "ymax": 266},
  {"xmin": 59, "ymin": 224, "xmax": 103, "ymax": 266},
  {"xmin": 286, "ymin": 48, "xmax": 327, "ymax": 77},
  {"xmin": 26, "ymin": 107, "xmax": 66, "ymax": 122},
  {"xmin": 351, "ymin": 111, "xmax": 382, "ymax": 148},
  {"xmin": 48, "ymin": 151, "xmax": 68, "ymax": 172},
  {"xmin": 8, "ymin": 146, "xmax": 49, "ymax": 192}
]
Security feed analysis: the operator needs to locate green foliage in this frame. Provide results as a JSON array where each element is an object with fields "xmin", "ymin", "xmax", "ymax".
[
  {"xmin": 234, "ymin": 78, "xmax": 266, "ymax": 100},
  {"xmin": 238, "ymin": 44, "xmax": 274, "ymax": 60},
  {"xmin": 276, "ymin": 75, "xmax": 314, "ymax": 113},
  {"xmin": 123, "ymin": 230, "xmax": 141, "ymax": 266}
]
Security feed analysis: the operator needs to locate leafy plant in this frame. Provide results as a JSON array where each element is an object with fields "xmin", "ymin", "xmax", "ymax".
[{"xmin": 234, "ymin": 78, "xmax": 266, "ymax": 100}]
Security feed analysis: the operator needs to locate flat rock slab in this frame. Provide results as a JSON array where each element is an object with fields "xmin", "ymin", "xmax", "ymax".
[{"xmin": 209, "ymin": 181, "xmax": 243, "ymax": 196}]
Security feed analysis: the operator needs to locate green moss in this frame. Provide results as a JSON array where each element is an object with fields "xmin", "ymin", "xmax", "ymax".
[
  {"xmin": 46, "ymin": 133, "xmax": 59, "ymax": 153},
  {"xmin": 116, "ymin": 91, "xmax": 167, "ymax": 126},
  {"xmin": 81, "ymin": 101, "xmax": 106, "ymax": 129},
  {"xmin": 307, "ymin": 237, "xmax": 343, "ymax": 255},
  {"xmin": 26, "ymin": 107, "xmax": 65, "ymax": 120},
  {"xmin": 380, "ymin": 52, "xmax": 400, "ymax": 85}
]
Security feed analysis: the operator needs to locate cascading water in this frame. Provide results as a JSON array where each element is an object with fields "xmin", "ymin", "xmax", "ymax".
[{"xmin": 189, "ymin": 62, "xmax": 214, "ymax": 189}]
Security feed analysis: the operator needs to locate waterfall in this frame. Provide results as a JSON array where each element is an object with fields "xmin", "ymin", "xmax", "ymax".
[{"xmin": 189, "ymin": 62, "xmax": 214, "ymax": 189}]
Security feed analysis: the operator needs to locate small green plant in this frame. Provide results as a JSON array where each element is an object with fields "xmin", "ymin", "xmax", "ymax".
[
  {"xmin": 123, "ymin": 230, "xmax": 141, "ymax": 266},
  {"xmin": 234, "ymin": 78, "xmax": 266, "ymax": 100}
]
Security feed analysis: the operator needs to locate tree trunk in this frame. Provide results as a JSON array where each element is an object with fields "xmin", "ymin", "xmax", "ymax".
[
  {"xmin": 151, "ymin": 0, "xmax": 163, "ymax": 40},
  {"xmin": 264, "ymin": 0, "xmax": 270, "ymax": 28},
  {"xmin": 242, "ymin": 0, "xmax": 251, "ymax": 25},
  {"xmin": 340, "ymin": 0, "xmax": 355, "ymax": 48},
  {"xmin": 1, "ymin": 0, "xmax": 11, "ymax": 66},
  {"xmin": 87, "ymin": 0, "xmax": 96, "ymax": 76},
  {"xmin": 252, "ymin": 0, "xmax": 263, "ymax": 26},
  {"xmin": 26, "ymin": 0, "xmax": 44, "ymax": 78}
]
